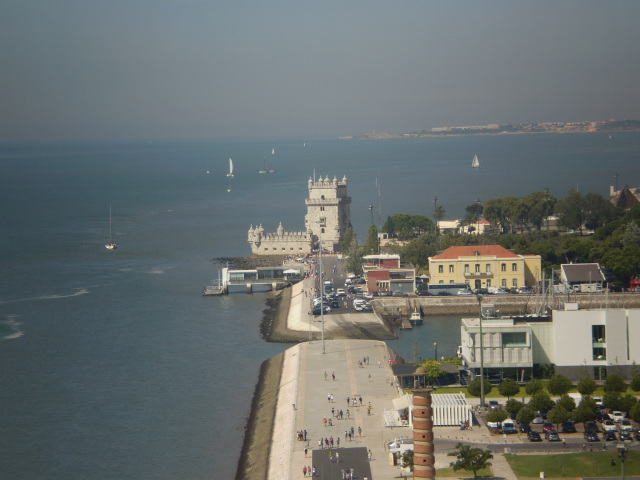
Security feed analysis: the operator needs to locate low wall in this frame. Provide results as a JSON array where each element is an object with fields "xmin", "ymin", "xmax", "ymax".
[{"xmin": 373, "ymin": 293, "xmax": 640, "ymax": 317}]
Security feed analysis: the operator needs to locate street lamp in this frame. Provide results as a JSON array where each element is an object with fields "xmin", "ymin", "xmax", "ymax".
[
  {"xmin": 433, "ymin": 196, "xmax": 438, "ymax": 235},
  {"xmin": 318, "ymin": 237, "xmax": 325, "ymax": 354},
  {"xmin": 433, "ymin": 342, "xmax": 438, "ymax": 361},
  {"xmin": 618, "ymin": 445, "xmax": 627, "ymax": 480},
  {"xmin": 476, "ymin": 294, "xmax": 485, "ymax": 408}
]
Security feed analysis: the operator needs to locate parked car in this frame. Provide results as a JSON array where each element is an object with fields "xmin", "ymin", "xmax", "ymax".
[
  {"xmin": 519, "ymin": 423, "xmax": 531, "ymax": 433},
  {"xmin": 584, "ymin": 431, "xmax": 600, "ymax": 442},
  {"xmin": 532, "ymin": 415, "xmax": 544, "ymax": 424},
  {"xmin": 528, "ymin": 431, "xmax": 542, "ymax": 442},
  {"xmin": 619, "ymin": 430, "xmax": 631, "ymax": 441},
  {"xmin": 487, "ymin": 400, "xmax": 500, "ymax": 411},
  {"xmin": 502, "ymin": 421, "xmax": 518, "ymax": 434},
  {"xmin": 604, "ymin": 431, "xmax": 617, "ymax": 441},
  {"xmin": 456, "ymin": 289, "xmax": 473, "ymax": 296},
  {"xmin": 561, "ymin": 421, "xmax": 577, "ymax": 433},
  {"xmin": 585, "ymin": 421, "xmax": 598, "ymax": 433},
  {"xmin": 545, "ymin": 430, "xmax": 560, "ymax": 441},
  {"xmin": 603, "ymin": 420, "xmax": 617, "ymax": 432},
  {"xmin": 635, "ymin": 429, "xmax": 640, "ymax": 441},
  {"xmin": 619, "ymin": 420, "xmax": 633, "ymax": 432},
  {"xmin": 612, "ymin": 411, "xmax": 625, "ymax": 423},
  {"xmin": 336, "ymin": 288, "xmax": 346, "ymax": 297},
  {"xmin": 593, "ymin": 397, "xmax": 603, "ymax": 408},
  {"xmin": 392, "ymin": 291, "xmax": 407, "ymax": 297},
  {"xmin": 542, "ymin": 422, "xmax": 555, "ymax": 433}
]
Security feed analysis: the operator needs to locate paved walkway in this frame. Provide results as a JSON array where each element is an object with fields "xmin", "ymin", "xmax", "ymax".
[{"xmin": 265, "ymin": 271, "xmax": 520, "ymax": 479}]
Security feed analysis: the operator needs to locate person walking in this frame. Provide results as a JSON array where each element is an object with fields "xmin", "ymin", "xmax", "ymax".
[
  {"xmin": 303, "ymin": 465, "xmax": 307, "ymax": 477},
  {"xmin": 368, "ymin": 449, "xmax": 372, "ymax": 461}
]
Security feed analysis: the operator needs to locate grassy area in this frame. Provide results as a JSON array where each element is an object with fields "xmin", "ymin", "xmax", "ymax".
[
  {"xmin": 506, "ymin": 450, "xmax": 640, "ymax": 478},
  {"xmin": 433, "ymin": 384, "xmax": 616, "ymax": 400},
  {"xmin": 435, "ymin": 466, "xmax": 492, "ymax": 477}
]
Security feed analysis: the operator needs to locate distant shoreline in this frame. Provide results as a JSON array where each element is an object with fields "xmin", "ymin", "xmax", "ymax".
[{"xmin": 340, "ymin": 119, "xmax": 640, "ymax": 140}]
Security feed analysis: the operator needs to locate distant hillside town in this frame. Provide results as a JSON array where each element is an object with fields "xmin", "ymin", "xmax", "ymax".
[{"xmin": 341, "ymin": 119, "xmax": 640, "ymax": 140}]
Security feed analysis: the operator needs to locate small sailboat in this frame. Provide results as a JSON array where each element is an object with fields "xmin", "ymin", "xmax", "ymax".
[
  {"xmin": 227, "ymin": 158, "xmax": 234, "ymax": 192},
  {"xmin": 409, "ymin": 308, "xmax": 423, "ymax": 325},
  {"xmin": 258, "ymin": 149, "xmax": 276, "ymax": 174},
  {"xmin": 105, "ymin": 205, "xmax": 117, "ymax": 250},
  {"xmin": 471, "ymin": 154, "xmax": 480, "ymax": 169}
]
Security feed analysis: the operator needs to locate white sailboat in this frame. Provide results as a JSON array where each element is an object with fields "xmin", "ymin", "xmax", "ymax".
[
  {"xmin": 471, "ymin": 154, "xmax": 480, "ymax": 169},
  {"xmin": 227, "ymin": 158, "xmax": 234, "ymax": 192},
  {"xmin": 258, "ymin": 149, "xmax": 276, "ymax": 174},
  {"xmin": 105, "ymin": 205, "xmax": 117, "ymax": 250}
]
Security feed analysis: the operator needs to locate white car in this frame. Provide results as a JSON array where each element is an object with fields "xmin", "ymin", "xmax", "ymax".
[
  {"xmin": 619, "ymin": 419, "xmax": 633, "ymax": 432},
  {"xmin": 612, "ymin": 411, "xmax": 625, "ymax": 423},
  {"xmin": 336, "ymin": 288, "xmax": 346, "ymax": 297},
  {"xmin": 457, "ymin": 289, "xmax": 473, "ymax": 296},
  {"xmin": 603, "ymin": 420, "xmax": 617, "ymax": 432}
]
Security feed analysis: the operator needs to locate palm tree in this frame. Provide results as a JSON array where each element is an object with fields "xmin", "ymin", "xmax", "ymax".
[{"xmin": 434, "ymin": 205, "xmax": 446, "ymax": 234}]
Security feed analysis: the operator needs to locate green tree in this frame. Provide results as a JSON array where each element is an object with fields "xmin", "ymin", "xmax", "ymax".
[
  {"xmin": 631, "ymin": 373, "xmax": 640, "ymax": 392},
  {"xmin": 619, "ymin": 394, "xmax": 637, "ymax": 415},
  {"xmin": 401, "ymin": 237, "xmax": 434, "ymax": 269},
  {"xmin": 516, "ymin": 406, "xmax": 535, "ymax": 425},
  {"xmin": 505, "ymin": 399, "xmax": 524, "ymax": 415},
  {"xmin": 547, "ymin": 404, "xmax": 571, "ymax": 429},
  {"xmin": 603, "ymin": 374, "xmax": 627, "ymax": 393},
  {"xmin": 525, "ymin": 379, "xmax": 544, "ymax": 396},
  {"xmin": 401, "ymin": 449, "xmax": 414, "ymax": 471},
  {"xmin": 341, "ymin": 226, "xmax": 357, "ymax": 256},
  {"xmin": 363, "ymin": 224, "xmax": 379, "ymax": 255},
  {"xmin": 630, "ymin": 401, "xmax": 640, "ymax": 423},
  {"xmin": 498, "ymin": 378, "xmax": 520, "ymax": 399},
  {"xmin": 448, "ymin": 443, "xmax": 493, "ymax": 480},
  {"xmin": 467, "ymin": 378, "xmax": 492, "ymax": 398},
  {"xmin": 417, "ymin": 359, "xmax": 445, "ymax": 385},
  {"xmin": 556, "ymin": 189, "xmax": 585, "ymax": 234},
  {"xmin": 547, "ymin": 374, "xmax": 573, "ymax": 396},
  {"xmin": 577, "ymin": 376, "xmax": 598, "ymax": 396},
  {"xmin": 529, "ymin": 391, "xmax": 554, "ymax": 414},
  {"xmin": 583, "ymin": 192, "xmax": 619, "ymax": 231},
  {"xmin": 486, "ymin": 409, "xmax": 508, "ymax": 424},
  {"xmin": 344, "ymin": 245, "xmax": 364, "ymax": 277},
  {"xmin": 573, "ymin": 403, "xmax": 596, "ymax": 424},
  {"xmin": 434, "ymin": 205, "xmax": 446, "ymax": 233},
  {"xmin": 602, "ymin": 391, "xmax": 621, "ymax": 410},
  {"xmin": 556, "ymin": 394, "xmax": 576, "ymax": 413}
]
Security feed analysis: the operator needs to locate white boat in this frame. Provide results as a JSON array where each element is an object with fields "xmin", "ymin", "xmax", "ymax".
[
  {"xmin": 409, "ymin": 308, "xmax": 423, "ymax": 325},
  {"xmin": 258, "ymin": 156, "xmax": 275, "ymax": 174},
  {"xmin": 471, "ymin": 154, "xmax": 480, "ymax": 169},
  {"xmin": 105, "ymin": 205, "xmax": 117, "ymax": 250},
  {"xmin": 227, "ymin": 158, "xmax": 234, "ymax": 192}
]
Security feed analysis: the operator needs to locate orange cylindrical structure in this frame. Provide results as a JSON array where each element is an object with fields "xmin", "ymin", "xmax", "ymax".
[{"xmin": 412, "ymin": 389, "xmax": 435, "ymax": 480}]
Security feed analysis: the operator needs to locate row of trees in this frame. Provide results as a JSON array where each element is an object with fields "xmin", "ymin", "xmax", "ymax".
[
  {"xmin": 373, "ymin": 199, "xmax": 640, "ymax": 288},
  {"xmin": 469, "ymin": 373, "xmax": 640, "ymax": 426}
]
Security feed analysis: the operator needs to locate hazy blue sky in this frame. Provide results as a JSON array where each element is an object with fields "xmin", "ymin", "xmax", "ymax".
[{"xmin": 2, "ymin": 1, "xmax": 639, "ymax": 141}]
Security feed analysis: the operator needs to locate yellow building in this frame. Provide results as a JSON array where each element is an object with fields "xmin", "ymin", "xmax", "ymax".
[{"xmin": 428, "ymin": 245, "xmax": 541, "ymax": 291}]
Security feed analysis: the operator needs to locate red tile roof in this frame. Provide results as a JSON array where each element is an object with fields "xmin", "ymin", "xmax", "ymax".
[{"xmin": 430, "ymin": 245, "xmax": 519, "ymax": 260}]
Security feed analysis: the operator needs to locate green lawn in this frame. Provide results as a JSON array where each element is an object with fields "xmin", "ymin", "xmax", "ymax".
[
  {"xmin": 435, "ymin": 466, "xmax": 492, "ymax": 477},
  {"xmin": 506, "ymin": 450, "xmax": 640, "ymax": 478}
]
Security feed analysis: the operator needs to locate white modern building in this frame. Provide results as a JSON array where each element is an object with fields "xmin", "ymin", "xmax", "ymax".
[{"xmin": 459, "ymin": 306, "xmax": 640, "ymax": 381}]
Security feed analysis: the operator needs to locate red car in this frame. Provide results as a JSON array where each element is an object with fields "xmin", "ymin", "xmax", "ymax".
[{"xmin": 542, "ymin": 422, "xmax": 554, "ymax": 433}]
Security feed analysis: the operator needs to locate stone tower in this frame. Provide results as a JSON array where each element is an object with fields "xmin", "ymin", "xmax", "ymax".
[
  {"xmin": 412, "ymin": 388, "xmax": 436, "ymax": 480},
  {"xmin": 304, "ymin": 175, "xmax": 351, "ymax": 252}
]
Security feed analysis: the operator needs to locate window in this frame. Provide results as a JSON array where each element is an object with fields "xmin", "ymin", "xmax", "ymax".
[
  {"xmin": 501, "ymin": 279, "xmax": 507, "ymax": 288},
  {"xmin": 486, "ymin": 264, "xmax": 491, "ymax": 274},
  {"xmin": 502, "ymin": 332, "xmax": 527, "ymax": 346},
  {"xmin": 593, "ymin": 347, "xmax": 607, "ymax": 361},
  {"xmin": 592, "ymin": 325, "xmax": 606, "ymax": 343},
  {"xmin": 438, "ymin": 265, "xmax": 443, "ymax": 273},
  {"xmin": 464, "ymin": 264, "xmax": 470, "ymax": 274},
  {"xmin": 438, "ymin": 280, "xmax": 444, "ymax": 284},
  {"xmin": 594, "ymin": 366, "xmax": 607, "ymax": 381},
  {"xmin": 501, "ymin": 263, "xmax": 506, "ymax": 272},
  {"xmin": 475, "ymin": 264, "xmax": 480, "ymax": 273},
  {"xmin": 512, "ymin": 279, "xmax": 518, "ymax": 287},
  {"xmin": 449, "ymin": 265, "xmax": 454, "ymax": 273},
  {"xmin": 320, "ymin": 206, "xmax": 325, "ymax": 211},
  {"xmin": 512, "ymin": 263, "xmax": 517, "ymax": 272}
]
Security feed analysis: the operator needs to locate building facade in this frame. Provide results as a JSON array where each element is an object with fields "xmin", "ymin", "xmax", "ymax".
[
  {"xmin": 428, "ymin": 245, "xmax": 542, "ymax": 291},
  {"xmin": 362, "ymin": 254, "xmax": 416, "ymax": 294},
  {"xmin": 248, "ymin": 175, "xmax": 351, "ymax": 255}
]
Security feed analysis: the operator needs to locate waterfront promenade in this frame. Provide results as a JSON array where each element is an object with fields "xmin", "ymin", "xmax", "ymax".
[{"xmin": 263, "ymin": 273, "xmax": 521, "ymax": 480}]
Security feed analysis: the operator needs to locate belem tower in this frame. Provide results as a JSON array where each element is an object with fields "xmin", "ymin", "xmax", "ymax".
[{"xmin": 248, "ymin": 175, "xmax": 352, "ymax": 255}]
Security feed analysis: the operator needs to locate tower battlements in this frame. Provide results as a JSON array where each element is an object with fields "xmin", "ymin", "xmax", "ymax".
[{"xmin": 248, "ymin": 175, "xmax": 351, "ymax": 255}]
